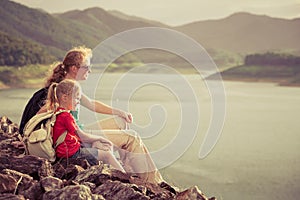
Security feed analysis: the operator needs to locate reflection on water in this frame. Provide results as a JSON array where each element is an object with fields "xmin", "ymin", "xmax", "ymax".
[{"xmin": 0, "ymin": 74, "xmax": 300, "ymax": 200}]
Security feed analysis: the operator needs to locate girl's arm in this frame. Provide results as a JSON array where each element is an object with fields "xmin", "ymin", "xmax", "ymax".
[
  {"xmin": 80, "ymin": 93, "xmax": 132, "ymax": 123},
  {"xmin": 76, "ymin": 128, "xmax": 113, "ymax": 146}
]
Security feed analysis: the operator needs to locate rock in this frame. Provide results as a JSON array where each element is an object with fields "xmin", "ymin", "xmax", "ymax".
[
  {"xmin": 52, "ymin": 158, "xmax": 92, "ymax": 179},
  {"xmin": 95, "ymin": 165, "xmax": 131, "ymax": 185},
  {"xmin": 175, "ymin": 186, "xmax": 210, "ymax": 200},
  {"xmin": 0, "ymin": 155, "xmax": 53, "ymax": 179},
  {"xmin": 52, "ymin": 162, "xmax": 66, "ymax": 179},
  {"xmin": 64, "ymin": 164, "xmax": 85, "ymax": 181},
  {"xmin": 81, "ymin": 181, "xmax": 97, "ymax": 191},
  {"xmin": 43, "ymin": 185, "xmax": 105, "ymax": 200},
  {"xmin": 74, "ymin": 165, "xmax": 105, "ymax": 185},
  {"xmin": 0, "ymin": 116, "xmax": 19, "ymax": 134},
  {"xmin": 94, "ymin": 180, "xmax": 149, "ymax": 200},
  {"xmin": 0, "ymin": 193, "xmax": 25, "ymax": 200},
  {"xmin": 0, "ymin": 173, "xmax": 17, "ymax": 193},
  {"xmin": 0, "ymin": 116, "xmax": 217, "ymax": 200},
  {"xmin": 129, "ymin": 177, "xmax": 176, "ymax": 199},
  {"xmin": 21, "ymin": 181, "xmax": 44, "ymax": 200},
  {"xmin": 56, "ymin": 157, "xmax": 91, "ymax": 169},
  {"xmin": 0, "ymin": 116, "xmax": 24, "ymax": 157},
  {"xmin": 2, "ymin": 169, "xmax": 35, "ymax": 194},
  {"xmin": 40, "ymin": 176, "xmax": 64, "ymax": 192}
]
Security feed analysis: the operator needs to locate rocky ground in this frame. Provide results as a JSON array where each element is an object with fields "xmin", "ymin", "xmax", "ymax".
[{"xmin": 0, "ymin": 116, "xmax": 216, "ymax": 200}]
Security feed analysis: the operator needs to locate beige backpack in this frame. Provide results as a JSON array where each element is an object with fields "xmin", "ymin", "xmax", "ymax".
[{"xmin": 23, "ymin": 110, "xmax": 68, "ymax": 162}]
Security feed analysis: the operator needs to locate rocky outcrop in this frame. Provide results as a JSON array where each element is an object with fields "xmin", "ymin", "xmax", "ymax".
[{"xmin": 0, "ymin": 116, "xmax": 216, "ymax": 200}]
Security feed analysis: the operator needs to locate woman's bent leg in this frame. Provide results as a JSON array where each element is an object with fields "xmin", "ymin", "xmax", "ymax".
[
  {"xmin": 86, "ymin": 116, "xmax": 128, "ymax": 130},
  {"xmin": 101, "ymin": 129, "xmax": 164, "ymax": 184}
]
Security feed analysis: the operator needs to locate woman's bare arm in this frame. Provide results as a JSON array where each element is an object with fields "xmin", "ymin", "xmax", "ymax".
[{"xmin": 80, "ymin": 93, "xmax": 132, "ymax": 123}]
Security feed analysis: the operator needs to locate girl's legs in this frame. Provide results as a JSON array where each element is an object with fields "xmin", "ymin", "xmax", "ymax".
[
  {"xmin": 100, "ymin": 130, "xmax": 164, "ymax": 184},
  {"xmin": 97, "ymin": 149, "xmax": 125, "ymax": 173}
]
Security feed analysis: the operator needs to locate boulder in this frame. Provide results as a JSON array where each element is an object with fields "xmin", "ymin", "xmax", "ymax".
[
  {"xmin": 0, "ymin": 116, "xmax": 24, "ymax": 157},
  {"xmin": 93, "ymin": 180, "xmax": 149, "ymax": 200},
  {"xmin": 0, "ymin": 173, "xmax": 17, "ymax": 193},
  {"xmin": 2, "ymin": 169, "xmax": 35, "ymax": 195},
  {"xmin": 0, "ymin": 193, "xmax": 25, "ymax": 200},
  {"xmin": 0, "ymin": 155, "xmax": 54, "ymax": 179},
  {"xmin": 175, "ymin": 186, "xmax": 217, "ymax": 200},
  {"xmin": 43, "ymin": 185, "xmax": 105, "ymax": 200}
]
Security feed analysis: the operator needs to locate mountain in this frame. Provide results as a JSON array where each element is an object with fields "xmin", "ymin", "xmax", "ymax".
[
  {"xmin": 0, "ymin": 0, "xmax": 107, "ymax": 60},
  {"xmin": 1, "ymin": 0, "xmax": 300, "ymax": 68},
  {"xmin": 175, "ymin": 12, "xmax": 300, "ymax": 54},
  {"xmin": 108, "ymin": 10, "xmax": 167, "ymax": 27},
  {"xmin": 56, "ymin": 7, "xmax": 167, "ymax": 35}
]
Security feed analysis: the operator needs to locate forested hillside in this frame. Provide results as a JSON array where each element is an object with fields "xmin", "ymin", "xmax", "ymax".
[
  {"xmin": 0, "ymin": 31, "xmax": 55, "ymax": 66},
  {"xmin": 0, "ymin": 0, "xmax": 107, "ymax": 64}
]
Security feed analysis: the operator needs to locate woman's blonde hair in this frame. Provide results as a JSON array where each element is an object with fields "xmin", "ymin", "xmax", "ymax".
[
  {"xmin": 46, "ymin": 79, "xmax": 81, "ymax": 111},
  {"xmin": 45, "ymin": 46, "xmax": 92, "ymax": 87}
]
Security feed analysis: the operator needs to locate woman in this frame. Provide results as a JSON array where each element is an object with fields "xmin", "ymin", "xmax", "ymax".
[{"xmin": 19, "ymin": 46, "xmax": 163, "ymax": 184}]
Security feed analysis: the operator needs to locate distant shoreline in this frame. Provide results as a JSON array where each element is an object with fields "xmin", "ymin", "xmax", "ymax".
[
  {"xmin": 0, "ymin": 82, "xmax": 43, "ymax": 90},
  {"xmin": 2, "ymin": 77, "xmax": 300, "ymax": 90},
  {"xmin": 207, "ymin": 64, "xmax": 300, "ymax": 87},
  {"xmin": 207, "ymin": 76, "xmax": 300, "ymax": 87},
  {"xmin": 2, "ymin": 64, "xmax": 300, "ymax": 90}
]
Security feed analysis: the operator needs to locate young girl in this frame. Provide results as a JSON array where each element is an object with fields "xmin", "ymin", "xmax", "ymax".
[{"xmin": 47, "ymin": 79, "xmax": 125, "ymax": 172}]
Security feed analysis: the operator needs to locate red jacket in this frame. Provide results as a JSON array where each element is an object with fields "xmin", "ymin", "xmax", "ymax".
[{"xmin": 53, "ymin": 107, "xmax": 81, "ymax": 158}]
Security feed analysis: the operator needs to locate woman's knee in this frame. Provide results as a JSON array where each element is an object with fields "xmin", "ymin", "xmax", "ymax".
[
  {"xmin": 123, "ymin": 130, "xmax": 144, "ymax": 149},
  {"xmin": 115, "ymin": 116, "xmax": 128, "ymax": 130},
  {"xmin": 124, "ymin": 130, "xmax": 139, "ymax": 141}
]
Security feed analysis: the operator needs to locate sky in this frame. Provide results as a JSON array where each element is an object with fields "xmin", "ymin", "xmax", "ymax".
[{"xmin": 12, "ymin": 0, "xmax": 300, "ymax": 26}]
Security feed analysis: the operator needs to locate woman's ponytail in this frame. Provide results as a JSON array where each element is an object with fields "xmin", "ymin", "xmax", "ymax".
[{"xmin": 45, "ymin": 63, "xmax": 66, "ymax": 88}]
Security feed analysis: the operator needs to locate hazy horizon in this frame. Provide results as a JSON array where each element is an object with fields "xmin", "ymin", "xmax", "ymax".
[{"xmin": 11, "ymin": 0, "xmax": 300, "ymax": 26}]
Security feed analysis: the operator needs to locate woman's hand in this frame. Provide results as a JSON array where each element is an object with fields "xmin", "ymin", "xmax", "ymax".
[{"xmin": 118, "ymin": 110, "xmax": 133, "ymax": 123}]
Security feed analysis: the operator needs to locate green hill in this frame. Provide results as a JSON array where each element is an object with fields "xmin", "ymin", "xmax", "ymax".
[
  {"xmin": 0, "ymin": 0, "xmax": 106, "ymax": 59},
  {"xmin": 0, "ymin": 31, "xmax": 55, "ymax": 66}
]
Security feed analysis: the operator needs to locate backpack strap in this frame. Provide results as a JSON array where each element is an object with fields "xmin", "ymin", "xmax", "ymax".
[
  {"xmin": 50, "ymin": 109, "xmax": 70, "ymax": 148},
  {"xmin": 50, "ymin": 109, "xmax": 70, "ymax": 126},
  {"xmin": 54, "ymin": 131, "xmax": 67, "ymax": 148}
]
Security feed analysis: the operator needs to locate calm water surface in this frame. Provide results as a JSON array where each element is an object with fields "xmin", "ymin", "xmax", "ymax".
[{"xmin": 0, "ymin": 74, "xmax": 299, "ymax": 200}]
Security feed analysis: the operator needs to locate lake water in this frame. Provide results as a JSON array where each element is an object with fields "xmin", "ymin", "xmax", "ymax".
[{"xmin": 0, "ymin": 73, "xmax": 300, "ymax": 199}]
